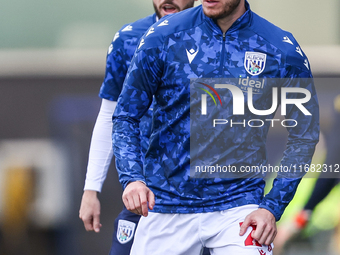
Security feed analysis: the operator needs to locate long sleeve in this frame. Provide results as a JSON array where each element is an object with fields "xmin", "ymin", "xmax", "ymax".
[
  {"xmin": 112, "ymin": 42, "xmax": 165, "ymax": 189},
  {"xmin": 84, "ymin": 99, "xmax": 117, "ymax": 192},
  {"xmin": 259, "ymin": 66, "xmax": 320, "ymax": 221}
]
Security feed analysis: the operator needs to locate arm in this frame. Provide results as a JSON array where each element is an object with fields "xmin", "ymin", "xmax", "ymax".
[
  {"xmin": 259, "ymin": 73, "xmax": 319, "ymax": 221},
  {"xmin": 79, "ymin": 28, "xmax": 132, "ymax": 231},
  {"xmin": 113, "ymin": 38, "xmax": 165, "ymax": 216},
  {"xmin": 79, "ymin": 99, "xmax": 117, "ymax": 232},
  {"xmin": 85, "ymin": 99, "xmax": 117, "ymax": 191},
  {"xmin": 241, "ymin": 61, "xmax": 320, "ymax": 245}
]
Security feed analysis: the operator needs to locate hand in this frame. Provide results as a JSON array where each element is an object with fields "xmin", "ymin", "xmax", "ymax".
[
  {"xmin": 79, "ymin": 190, "xmax": 102, "ymax": 233},
  {"xmin": 239, "ymin": 208, "xmax": 277, "ymax": 245},
  {"xmin": 122, "ymin": 181, "xmax": 155, "ymax": 217}
]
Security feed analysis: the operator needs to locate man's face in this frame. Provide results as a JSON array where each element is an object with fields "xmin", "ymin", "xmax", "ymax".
[
  {"xmin": 153, "ymin": 0, "xmax": 196, "ymax": 18},
  {"xmin": 202, "ymin": 0, "xmax": 242, "ymax": 20}
]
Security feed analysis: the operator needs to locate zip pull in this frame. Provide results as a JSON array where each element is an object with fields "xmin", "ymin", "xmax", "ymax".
[{"xmin": 222, "ymin": 32, "xmax": 226, "ymax": 41}]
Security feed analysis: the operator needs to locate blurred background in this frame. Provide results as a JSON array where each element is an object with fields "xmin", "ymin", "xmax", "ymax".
[{"xmin": 0, "ymin": 0, "xmax": 339, "ymax": 254}]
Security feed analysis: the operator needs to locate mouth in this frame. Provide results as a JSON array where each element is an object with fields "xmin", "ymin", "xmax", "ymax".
[
  {"xmin": 203, "ymin": 0, "xmax": 219, "ymax": 7},
  {"xmin": 161, "ymin": 4, "xmax": 178, "ymax": 15}
]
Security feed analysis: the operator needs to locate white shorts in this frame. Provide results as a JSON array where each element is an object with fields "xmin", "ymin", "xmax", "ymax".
[{"xmin": 130, "ymin": 204, "xmax": 273, "ymax": 255}]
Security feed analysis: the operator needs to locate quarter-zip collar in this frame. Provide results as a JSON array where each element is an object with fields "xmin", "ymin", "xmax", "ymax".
[
  {"xmin": 154, "ymin": 13, "xmax": 158, "ymax": 23},
  {"xmin": 202, "ymin": 0, "xmax": 252, "ymax": 37}
]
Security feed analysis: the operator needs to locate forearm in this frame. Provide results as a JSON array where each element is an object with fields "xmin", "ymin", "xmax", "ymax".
[
  {"xmin": 84, "ymin": 99, "xmax": 117, "ymax": 192},
  {"xmin": 260, "ymin": 128, "xmax": 318, "ymax": 220},
  {"xmin": 259, "ymin": 178, "xmax": 301, "ymax": 221},
  {"xmin": 260, "ymin": 142, "xmax": 318, "ymax": 220},
  {"xmin": 112, "ymin": 114, "xmax": 145, "ymax": 189}
]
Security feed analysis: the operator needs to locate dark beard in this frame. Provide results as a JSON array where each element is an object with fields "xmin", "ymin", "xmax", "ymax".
[{"xmin": 203, "ymin": 0, "xmax": 242, "ymax": 20}]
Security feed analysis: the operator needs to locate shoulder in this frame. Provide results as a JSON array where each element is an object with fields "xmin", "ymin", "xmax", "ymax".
[
  {"xmin": 119, "ymin": 13, "xmax": 156, "ymax": 38},
  {"xmin": 157, "ymin": 6, "xmax": 203, "ymax": 35},
  {"xmin": 109, "ymin": 14, "xmax": 156, "ymax": 49},
  {"xmin": 250, "ymin": 12, "xmax": 310, "ymax": 73},
  {"xmin": 136, "ymin": 6, "xmax": 204, "ymax": 51}
]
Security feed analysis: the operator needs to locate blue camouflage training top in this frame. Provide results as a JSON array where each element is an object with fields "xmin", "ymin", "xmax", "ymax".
[
  {"xmin": 99, "ymin": 13, "xmax": 156, "ymax": 154},
  {"xmin": 112, "ymin": 2, "xmax": 319, "ymax": 220}
]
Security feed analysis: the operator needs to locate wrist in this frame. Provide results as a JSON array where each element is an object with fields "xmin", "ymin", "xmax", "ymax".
[
  {"xmin": 84, "ymin": 189, "xmax": 99, "ymax": 197},
  {"xmin": 136, "ymin": 180, "xmax": 146, "ymax": 185},
  {"xmin": 127, "ymin": 180, "xmax": 146, "ymax": 186}
]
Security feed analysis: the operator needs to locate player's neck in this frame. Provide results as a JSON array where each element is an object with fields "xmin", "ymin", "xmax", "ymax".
[{"xmin": 217, "ymin": 4, "xmax": 246, "ymax": 33}]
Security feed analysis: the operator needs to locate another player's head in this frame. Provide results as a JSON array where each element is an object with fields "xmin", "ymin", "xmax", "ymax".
[
  {"xmin": 153, "ymin": 0, "xmax": 197, "ymax": 18},
  {"xmin": 202, "ymin": 0, "xmax": 245, "ymax": 20}
]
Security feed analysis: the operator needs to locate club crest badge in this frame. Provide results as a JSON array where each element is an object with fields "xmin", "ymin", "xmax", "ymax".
[
  {"xmin": 117, "ymin": 220, "xmax": 136, "ymax": 244},
  {"xmin": 244, "ymin": 52, "xmax": 267, "ymax": 76}
]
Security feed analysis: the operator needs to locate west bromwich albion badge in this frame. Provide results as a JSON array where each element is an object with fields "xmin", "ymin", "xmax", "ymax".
[
  {"xmin": 117, "ymin": 220, "xmax": 136, "ymax": 244},
  {"xmin": 244, "ymin": 52, "xmax": 267, "ymax": 76}
]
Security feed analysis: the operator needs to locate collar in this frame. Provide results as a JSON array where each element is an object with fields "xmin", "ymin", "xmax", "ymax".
[{"xmin": 202, "ymin": 0, "xmax": 252, "ymax": 36}]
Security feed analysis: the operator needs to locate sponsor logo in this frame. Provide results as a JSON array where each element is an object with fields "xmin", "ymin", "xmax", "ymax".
[
  {"xmin": 145, "ymin": 27, "xmax": 155, "ymax": 37},
  {"xmin": 117, "ymin": 220, "xmax": 136, "ymax": 244},
  {"xmin": 295, "ymin": 46, "xmax": 303, "ymax": 57},
  {"xmin": 244, "ymin": 52, "xmax": 267, "ymax": 76},
  {"xmin": 138, "ymin": 39, "xmax": 145, "ymax": 49},
  {"xmin": 186, "ymin": 48, "xmax": 199, "ymax": 64},
  {"xmin": 283, "ymin": 36, "xmax": 294, "ymax": 45},
  {"xmin": 122, "ymin": 25, "xmax": 133, "ymax": 32},
  {"xmin": 238, "ymin": 77, "xmax": 265, "ymax": 94},
  {"xmin": 158, "ymin": 20, "xmax": 169, "ymax": 26}
]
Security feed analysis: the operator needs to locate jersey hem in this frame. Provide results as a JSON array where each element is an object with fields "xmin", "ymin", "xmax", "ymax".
[
  {"xmin": 149, "ymin": 198, "xmax": 262, "ymax": 214},
  {"xmin": 99, "ymin": 92, "xmax": 119, "ymax": 102}
]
